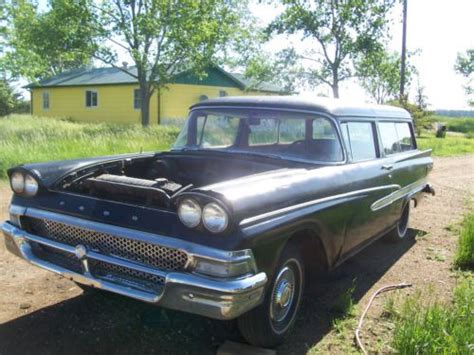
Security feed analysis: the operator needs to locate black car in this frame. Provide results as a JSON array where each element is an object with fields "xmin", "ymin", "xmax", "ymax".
[{"xmin": 2, "ymin": 96, "xmax": 434, "ymax": 347}]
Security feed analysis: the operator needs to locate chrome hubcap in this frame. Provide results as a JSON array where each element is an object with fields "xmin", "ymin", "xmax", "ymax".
[{"xmin": 271, "ymin": 266, "xmax": 295, "ymax": 322}]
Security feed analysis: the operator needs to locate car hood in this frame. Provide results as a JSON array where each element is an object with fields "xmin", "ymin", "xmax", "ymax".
[{"xmin": 8, "ymin": 152, "xmax": 155, "ymax": 188}]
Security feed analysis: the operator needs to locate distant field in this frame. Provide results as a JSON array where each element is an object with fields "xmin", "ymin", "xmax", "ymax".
[
  {"xmin": 0, "ymin": 115, "xmax": 180, "ymax": 179},
  {"xmin": 432, "ymin": 116, "xmax": 474, "ymax": 135},
  {"xmin": 417, "ymin": 133, "xmax": 474, "ymax": 156}
]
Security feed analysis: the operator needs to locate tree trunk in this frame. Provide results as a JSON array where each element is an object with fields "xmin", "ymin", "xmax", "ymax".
[
  {"xmin": 139, "ymin": 81, "xmax": 151, "ymax": 127},
  {"xmin": 332, "ymin": 83, "xmax": 340, "ymax": 98}
]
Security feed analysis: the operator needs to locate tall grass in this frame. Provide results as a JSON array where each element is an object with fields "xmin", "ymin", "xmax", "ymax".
[
  {"xmin": 455, "ymin": 212, "xmax": 474, "ymax": 270},
  {"xmin": 0, "ymin": 115, "xmax": 180, "ymax": 179},
  {"xmin": 391, "ymin": 209, "xmax": 474, "ymax": 353},
  {"xmin": 417, "ymin": 133, "xmax": 474, "ymax": 156},
  {"xmin": 392, "ymin": 275, "xmax": 474, "ymax": 354},
  {"xmin": 444, "ymin": 117, "xmax": 474, "ymax": 134}
]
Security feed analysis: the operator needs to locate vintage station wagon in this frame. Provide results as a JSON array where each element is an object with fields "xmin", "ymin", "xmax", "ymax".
[{"xmin": 2, "ymin": 97, "xmax": 434, "ymax": 347}]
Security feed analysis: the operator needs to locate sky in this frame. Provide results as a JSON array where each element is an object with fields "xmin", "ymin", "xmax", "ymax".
[
  {"xmin": 28, "ymin": 0, "xmax": 474, "ymax": 110},
  {"xmin": 250, "ymin": 0, "xmax": 474, "ymax": 110}
]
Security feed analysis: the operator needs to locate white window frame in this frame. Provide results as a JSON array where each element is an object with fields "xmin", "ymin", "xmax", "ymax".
[
  {"xmin": 85, "ymin": 89, "xmax": 98, "ymax": 108},
  {"xmin": 42, "ymin": 91, "xmax": 50, "ymax": 110}
]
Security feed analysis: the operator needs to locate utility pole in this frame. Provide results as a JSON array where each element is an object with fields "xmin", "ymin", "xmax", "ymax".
[{"xmin": 400, "ymin": 0, "xmax": 407, "ymax": 103}]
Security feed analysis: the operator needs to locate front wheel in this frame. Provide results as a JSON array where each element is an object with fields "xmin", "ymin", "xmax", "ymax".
[
  {"xmin": 237, "ymin": 244, "xmax": 304, "ymax": 348},
  {"xmin": 385, "ymin": 203, "xmax": 410, "ymax": 242}
]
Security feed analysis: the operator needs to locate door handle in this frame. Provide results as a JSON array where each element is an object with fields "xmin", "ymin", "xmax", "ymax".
[{"xmin": 382, "ymin": 164, "xmax": 394, "ymax": 170}]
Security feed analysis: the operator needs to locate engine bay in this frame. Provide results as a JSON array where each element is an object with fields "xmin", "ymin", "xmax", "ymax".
[{"xmin": 60, "ymin": 153, "xmax": 287, "ymax": 209}]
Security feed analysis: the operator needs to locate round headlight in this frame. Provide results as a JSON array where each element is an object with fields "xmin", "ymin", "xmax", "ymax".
[
  {"xmin": 24, "ymin": 174, "xmax": 39, "ymax": 196},
  {"xmin": 11, "ymin": 172, "xmax": 25, "ymax": 193},
  {"xmin": 178, "ymin": 199, "xmax": 202, "ymax": 228},
  {"xmin": 202, "ymin": 202, "xmax": 229, "ymax": 233}
]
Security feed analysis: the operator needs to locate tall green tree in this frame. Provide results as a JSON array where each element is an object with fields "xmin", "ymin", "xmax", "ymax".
[
  {"xmin": 455, "ymin": 49, "xmax": 473, "ymax": 106},
  {"xmin": 268, "ymin": 0, "xmax": 395, "ymax": 98},
  {"xmin": 0, "ymin": 79, "xmax": 20, "ymax": 116},
  {"xmin": 356, "ymin": 50, "xmax": 412, "ymax": 104},
  {"xmin": 3, "ymin": 0, "xmax": 97, "ymax": 81},
  {"xmin": 93, "ymin": 0, "xmax": 247, "ymax": 126}
]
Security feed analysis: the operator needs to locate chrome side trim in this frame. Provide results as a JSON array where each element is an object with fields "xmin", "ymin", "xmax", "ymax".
[
  {"xmin": 371, "ymin": 179, "xmax": 427, "ymax": 211},
  {"xmin": 239, "ymin": 184, "xmax": 401, "ymax": 227}
]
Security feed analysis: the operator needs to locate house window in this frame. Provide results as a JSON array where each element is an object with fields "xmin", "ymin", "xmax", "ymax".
[
  {"xmin": 42, "ymin": 91, "xmax": 50, "ymax": 110},
  {"xmin": 85, "ymin": 90, "xmax": 98, "ymax": 107},
  {"xmin": 134, "ymin": 89, "xmax": 141, "ymax": 109}
]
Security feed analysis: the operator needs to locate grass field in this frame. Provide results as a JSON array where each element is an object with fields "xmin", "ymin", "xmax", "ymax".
[
  {"xmin": 0, "ymin": 115, "xmax": 180, "ymax": 179},
  {"xmin": 417, "ymin": 132, "xmax": 474, "ymax": 156},
  {"xmin": 455, "ymin": 212, "xmax": 474, "ymax": 270}
]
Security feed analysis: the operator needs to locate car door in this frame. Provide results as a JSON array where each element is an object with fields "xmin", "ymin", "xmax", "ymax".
[
  {"xmin": 339, "ymin": 120, "xmax": 394, "ymax": 253},
  {"xmin": 375, "ymin": 120, "xmax": 421, "ymax": 229}
]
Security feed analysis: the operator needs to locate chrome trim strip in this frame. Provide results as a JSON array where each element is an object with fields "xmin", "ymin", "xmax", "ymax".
[
  {"xmin": 239, "ymin": 184, "xmax": 401, "ymax": 227},
  {"xmin": 371, "ymin": 179, "xmax": 427, "ymax": 211}
]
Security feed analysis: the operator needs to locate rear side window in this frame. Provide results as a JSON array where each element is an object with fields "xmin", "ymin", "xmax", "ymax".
[
  {"xmin": 378, "ymin": 122, "xmax": 415, "ymax": 155},
  {"xmin": 341, "ymin": 122, "xmax": 377, "ymax": 162},
  {"xmin": 395, "ymin": 122, "xmax": 415, "ymax": 151}
]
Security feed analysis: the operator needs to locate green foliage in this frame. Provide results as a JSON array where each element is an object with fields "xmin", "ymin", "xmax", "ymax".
[
  {"xmin": 2, "ymin": 0, "xmax": 97, "ymax": 81},
  {"xmin": 442, "ymin": 117, "xmax": 474, "ymax": 134},
  {"xmin": 0, "ymin": 80, "xmax": 18, "ymax": 116},
  {"xmin": 0, "ymin": 115, "xmax": 179, "ymax": 179},
  {"xmin": 455, "ymin": 212, "xmax": 474, "ymax": 270},
  {"xmin": 356, "ymin": 50, "xmax": 409, "ymax": 104},
  {"xmin": 93, "ymin": 0, "xmax": 248, "ymax": 126},
  {"xmin": 268, "ymin": 0, "xmax": 395, "ymax": 98},
  {"xmin": 454, "ymin": 49, "xmax": 474, "ymax": 106},
  {"xmin": 392, "ymin": 276, "xmax": 474, "ymax": 354},
  {"xmin": 417, "ymin": 133, "xmax": 474, "ymax": 156}
]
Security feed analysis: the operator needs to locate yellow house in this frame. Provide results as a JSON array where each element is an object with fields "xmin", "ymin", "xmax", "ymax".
[{"xmin": 28, "ymin": 66, "xmax": 285, "ymax": 125}]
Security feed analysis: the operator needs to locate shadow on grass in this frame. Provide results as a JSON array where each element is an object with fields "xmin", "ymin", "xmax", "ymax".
[{"xmin": 0, "ymin": 229, "xmax": 419, "ymax": 355}]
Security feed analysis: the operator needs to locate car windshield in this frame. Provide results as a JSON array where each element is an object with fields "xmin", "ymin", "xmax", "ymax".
[{"xmin": 172, "ymin": 108, "xmax": 343, "ymax": 162}]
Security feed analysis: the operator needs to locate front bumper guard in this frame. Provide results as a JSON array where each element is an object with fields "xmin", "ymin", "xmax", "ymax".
[{"xmin": 2, "ymin": 221, "xmax": 267, "ymax": 320}]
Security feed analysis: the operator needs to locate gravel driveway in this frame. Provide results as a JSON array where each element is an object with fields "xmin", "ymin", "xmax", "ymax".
[{"xmin": 0, "ymin": 155, "xmax": 473, "ymax": 354}]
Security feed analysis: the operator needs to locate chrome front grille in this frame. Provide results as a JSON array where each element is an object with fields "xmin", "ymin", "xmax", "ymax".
[
  {"xmin": 22, "ymin": 216, "xmax": 188, "ymax": 271},
  {"xmin": 90, "ymin": 260, "xmax": 165, "ymax": 290}
]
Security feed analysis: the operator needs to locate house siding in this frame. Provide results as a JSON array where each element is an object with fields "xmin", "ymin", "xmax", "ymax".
[{"xmin": 32, "ymin": 84, "xmax": 269, "ymax": 124}]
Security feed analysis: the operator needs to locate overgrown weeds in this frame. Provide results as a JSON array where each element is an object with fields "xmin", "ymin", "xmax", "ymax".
[
  {"xmin": 391, "ymin": 275, "xmax": 474, "ymax": 354},
  {"xmin": 0, "ymin": 115, "xmax": 180, "ymax": 179}
]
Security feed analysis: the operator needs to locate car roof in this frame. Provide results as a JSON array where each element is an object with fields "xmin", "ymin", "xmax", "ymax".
[{"xmin": 190, "ymin": 96, "xmax": 411, "ymax": 119}]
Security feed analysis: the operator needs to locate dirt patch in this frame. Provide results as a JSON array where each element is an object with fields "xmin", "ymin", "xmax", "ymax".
[{"xmin": 0, "ymin": 155, "xmax": 473, "ymax": 354}]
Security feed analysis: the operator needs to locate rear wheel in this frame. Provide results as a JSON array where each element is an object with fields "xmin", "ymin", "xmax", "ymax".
[
  {"xmin": 385, "ymin": 203, "xmax": 410, "ymax": 242},
  {"xmin": 237, "ymin": 244, "xmax": 304, "ymax": 348}
]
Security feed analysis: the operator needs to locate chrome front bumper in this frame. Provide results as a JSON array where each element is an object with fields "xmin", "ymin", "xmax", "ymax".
[{"xmin": 1, "ymin": 208, "xmax": 267, "ymax": 320}]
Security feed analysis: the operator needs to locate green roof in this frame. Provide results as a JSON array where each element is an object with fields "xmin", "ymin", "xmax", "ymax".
[{"xmin": 26, "ymin": 65, "xmax": 286, "ymax": 93}]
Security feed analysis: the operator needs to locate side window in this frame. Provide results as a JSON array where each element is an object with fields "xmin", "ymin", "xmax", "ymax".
[
  {"xmin": 279, "ymin": 118, "xmax": 305, "ymax": 143},
  {"xmin": 313, "ymin": 117, "xmax": 337, "ymax": 139},
  {"xmin": 341, "ymin": 122, "xmax": 377, "ymax": 162},
  {"xmin": 249, "ymin": 118, "xmax": 278, "ymax": 145},
  {"xmin": 378, "ymin": 122, "xmax": 401, "ymax": 155},
  {"xmin": 85, "ymin": 90, "xmax": 98, "ymax": 107},
  {"xmin": 395, "ymin": 122, "xmax": 415, "ymax": 151},
  {"xmin": 42, "ymin": 91, "xmax": 50, "ymax": 110}
]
